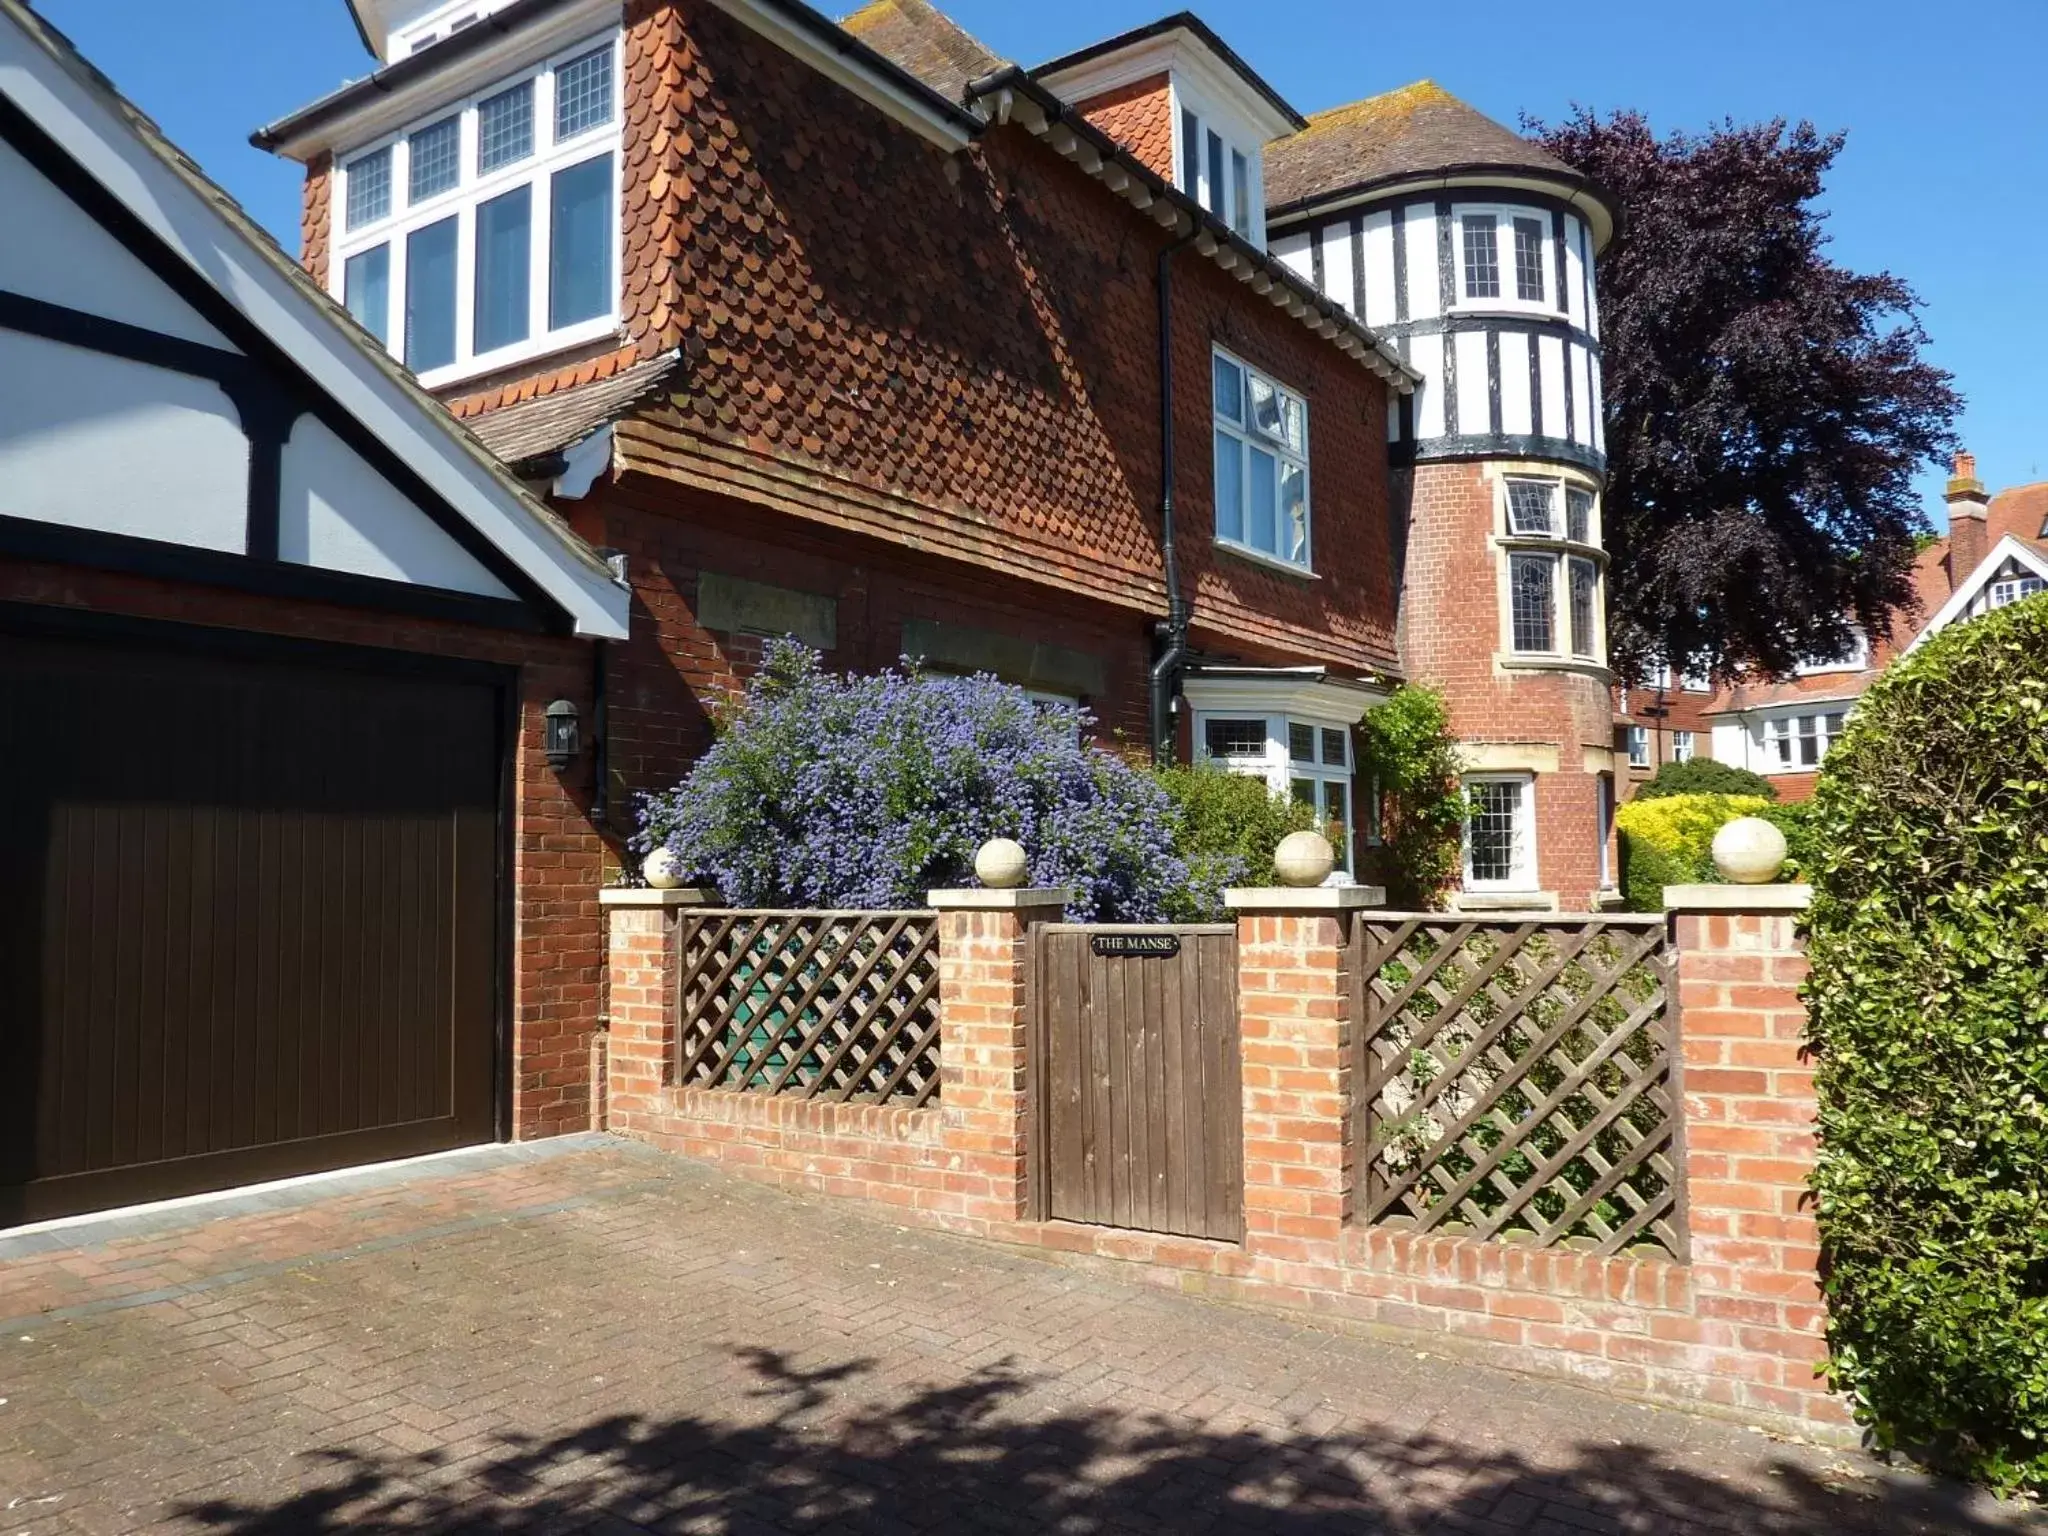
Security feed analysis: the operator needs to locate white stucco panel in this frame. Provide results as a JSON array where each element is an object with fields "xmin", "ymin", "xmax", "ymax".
[
  {"xmin": 1409, "ymin": 333, "xmax": 1445, "ymax": 439},
  {"xmin": 278, "ymin": 414, "xmax": 515, "ymax": 598},
  {"xmin": 1360, "ymin": 210, "xmax": 1396, "ymax": 328},
  {"xmin": 1497, "ymin": 330, "xmax": 1532, "ymax": 437},
  {"xmin": 0, "ymin": 331, "xmax": 246, "ymax": 550},
  {"xmin": 1454, "ymin": 329, "xmax": 1489, "ymax": 437},
  {"xmin": 1402, "ymin": 204, "xmax": 1440, "ymax": 318},
  {"xmin": 0, "ymin": 138, "xmax": 234, "ymax": 350}
]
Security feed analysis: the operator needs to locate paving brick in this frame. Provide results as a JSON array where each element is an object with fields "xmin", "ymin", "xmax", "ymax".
[{"xmin": 0, "ymin": 1139, "xmax": 2032, "ymax": 1534}]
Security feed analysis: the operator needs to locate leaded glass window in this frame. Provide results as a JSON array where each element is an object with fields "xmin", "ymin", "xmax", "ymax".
[
  {"xmin": 1513, "ymin": 216, "xmax": 1546, "ymax": 302},
  {"xmin": 1462, "ymin": 214, "xmax": 1500, "ymax": 299},
  {"xmin": 1511, "ymin": 553, "xmax": 1555, "ymax": 653}
]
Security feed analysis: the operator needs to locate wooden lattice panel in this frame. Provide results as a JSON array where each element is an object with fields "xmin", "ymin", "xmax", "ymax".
[
  {"xmin": 1353, "ymin": 917, "xmax": 1684, "ymax": 1258},
  {"xmin": 672, "ymin": 911, "xmax": 942, "ymax": 1106}
]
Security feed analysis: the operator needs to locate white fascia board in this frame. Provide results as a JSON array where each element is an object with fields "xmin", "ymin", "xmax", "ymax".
[
  {"xmin": 266, "ymin": 0, "xmax": 621, "ymax": 160},
  {"xmin": 1039, "ymin": 30, "xmax": 1296, "ymax": 144},
  {"xmin": 1, "ymin": 15, "xmax": 630, "ymax": 638},
  {"xmin": 1181, "ymin": 673, "xmax": 1385, "ymax": 725},
  {"xmin": 1270, "ymin": 171, "xmax": 1616, "ymax": 253},
  {"xmin": 1904, "ymin": 534, "xmax": 2048, "ymax": 655},
  {"xmin": 703, "ymin": 0, "xmax": 972, "ymax": 153}
]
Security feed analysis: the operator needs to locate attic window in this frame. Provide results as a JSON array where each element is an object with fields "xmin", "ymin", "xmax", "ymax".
[
  {"xmin": 1177, "ymin": 104, "xmax": 1260, "ymax": 242},
  {"xmin": 330, "ymin": 31, "xmax": 624, "ymax": 389}
]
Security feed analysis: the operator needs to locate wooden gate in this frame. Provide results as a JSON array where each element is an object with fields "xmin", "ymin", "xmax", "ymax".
[{"xmin": 1030, "ymin": 924, "xmax": 1241, "ymax": 1241}]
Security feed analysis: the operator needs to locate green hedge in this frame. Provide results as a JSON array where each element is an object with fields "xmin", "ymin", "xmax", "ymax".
[
  {"xmin": 1803, "ymin": 594, "xmax": 2048, "ymax": 1492},
  {"xmin": 1633, "ymin": 757, "xmax": 1778, "ymax": 801}
]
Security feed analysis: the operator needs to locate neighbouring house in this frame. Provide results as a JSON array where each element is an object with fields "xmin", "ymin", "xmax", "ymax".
[
  {"xmin": 1668, "ymin": 453, "xmax": 2046, "ymax": 802},
  {"xmin": 258, "ymin": 0, "xmax": 1630, "ymax": 915},
  {"xmin": 0, "ymin": 0, "xmax": 630, "ymax": 1222}
]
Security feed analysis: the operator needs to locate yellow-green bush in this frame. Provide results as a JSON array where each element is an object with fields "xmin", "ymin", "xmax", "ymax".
[{"xmin": 1614, "ymin": 792, "xmax": 1771, "ymax": 911}]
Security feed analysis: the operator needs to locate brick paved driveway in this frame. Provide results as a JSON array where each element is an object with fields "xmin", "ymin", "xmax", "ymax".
[{"xmin": 0, "ymin": 1137, "xmax": 2037, "ymax": 1535}]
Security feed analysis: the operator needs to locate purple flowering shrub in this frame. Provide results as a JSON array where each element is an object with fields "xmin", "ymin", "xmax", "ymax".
[{"xmin": 635, "ymin": 641, "xmax": 1190, "ymax": 921}]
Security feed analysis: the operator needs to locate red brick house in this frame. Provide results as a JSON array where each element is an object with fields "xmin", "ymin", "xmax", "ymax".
[
  {"xmin": 0, "ymin": 0, "xmax": 630, "ymax": 1221},
  {"xmin": 1686, "ymin": 453, "xmax": 2046, "ymax": 802},
  {"xmin": 257, "ymin": 0, "xmax": 1419, "ymax": 885},
  {"xmin": 258, "ymin": 0, "xmax": 1635, "ymax": 914}
]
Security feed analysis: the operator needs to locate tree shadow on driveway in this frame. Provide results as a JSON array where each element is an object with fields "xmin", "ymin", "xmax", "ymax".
[{"xmin": 174, "ymin": 1345, "xmax": 2034, "ymax": 1535}]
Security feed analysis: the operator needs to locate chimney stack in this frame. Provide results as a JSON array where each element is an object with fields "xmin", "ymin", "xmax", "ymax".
[{"xmin": 1945, "ymin": 450, "xmax": 1990, "ymax": 581}]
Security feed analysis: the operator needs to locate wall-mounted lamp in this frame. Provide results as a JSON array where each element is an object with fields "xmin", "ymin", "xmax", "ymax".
[{"xmin": 543, "ymin": 699, "xmax": 581, "ymax": 772}]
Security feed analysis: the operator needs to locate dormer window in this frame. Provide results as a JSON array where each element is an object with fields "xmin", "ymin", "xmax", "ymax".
[
  {"xmin": 1177, "ymin": 105, "xmax": 1257, "ymax": 241},
  {"xmin": 331, "ymin": 33, "xmax": 622, "ymax": 389}
]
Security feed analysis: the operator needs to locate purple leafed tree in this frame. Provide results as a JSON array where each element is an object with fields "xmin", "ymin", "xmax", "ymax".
[{"xmin": 1528, "ymin": 110, "xmax": 1962, "ymax": 680}]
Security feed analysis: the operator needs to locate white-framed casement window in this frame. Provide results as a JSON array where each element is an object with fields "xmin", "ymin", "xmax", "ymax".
[
  {"xmin": 1672, "ymin": 730, "xmax": 1695, "ymax": 764},
  {"xmin": 1464, "ymin": 774, "xmax": 1536, "ymax": 890},
  {"xmin": 1626, "ymin": 725, "xmax": 1651, "ymax": 769},
  {"xmin": 332, "ymin": 30, "xmax": 623, "ymax": 390},
  {"xmin": 1764, "ymin": 711, "xmax": 1847, "ymax": 770},
  {"xmin": 1500, "ymin": 475, "xmax": 1603, "ymax": 662},
  {"xmin": 1200, "ymin": 713, "xmax": 1355, "ymax": 873},
  {"xmin": 1989, "ymin": 574, "xmax": 2047, "ymax": 609},
  {"xmin": 1456, "ymin": 205, "xmax": 1553, "ymax": 312},
  {"xmin": 1177, "ymin": 104, "xmax": 1259, "ymax": 241},
  {"xmin": 1213, "ymin": 349, "xmax": 1311, "ymax": 570}
]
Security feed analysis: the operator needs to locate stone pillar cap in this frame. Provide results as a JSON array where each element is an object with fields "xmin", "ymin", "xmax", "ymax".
[
  {"xmin": 599, "ymin": 887, "xmax": 719, "ymax": 908},
  {"xmin": 926, "ymin": 887, "xmax": 1074, "ymax": 910},
  {"xmin": 1663, "ymin": 884, "xmax": 1811, "ymax": 912},
  {"xmin": 1225, "ymin": 885, "xmax": 1386, "ymax": 912}
]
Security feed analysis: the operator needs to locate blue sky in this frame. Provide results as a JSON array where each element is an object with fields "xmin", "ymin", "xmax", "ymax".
[{"xmin": 37, "ymin": 0, "xmax": 2048, "ymax": 523}]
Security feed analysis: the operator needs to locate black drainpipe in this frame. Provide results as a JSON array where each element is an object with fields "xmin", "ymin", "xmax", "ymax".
[{"xmin": 1150, "ymin": 232, "xmax": 1199, "ymax": 766}]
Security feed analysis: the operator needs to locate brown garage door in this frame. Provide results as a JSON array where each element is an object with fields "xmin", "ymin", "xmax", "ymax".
[{"xmin": 0, "ymin": 613, "xmax": 505, "ymax": 1225}]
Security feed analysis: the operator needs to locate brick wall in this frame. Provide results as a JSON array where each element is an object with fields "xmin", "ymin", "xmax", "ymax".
[
  {"xmin": 0, "ymin": 565, "xmax": 609, "ymax": 1140},
  {"xmin": 1396, "ymin": 461, "xmax": 1617, "ymax": 907},
  {"xmin": 609, "ymin": 887, "xmax": 1844, "ymax": 1435}
]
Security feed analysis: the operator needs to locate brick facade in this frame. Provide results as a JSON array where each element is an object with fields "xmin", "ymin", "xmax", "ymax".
[
  {"xmin": 607, "ymin": 888, "xmax": 1844, "ymax": 1436},
  {"xmin": 1396, "ymin": 461, "xmax": 1617, "ymax": 908}
]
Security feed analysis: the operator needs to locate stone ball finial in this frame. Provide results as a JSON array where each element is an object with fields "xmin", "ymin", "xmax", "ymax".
[
  {"xmin": 642, "ymin": 847, "xmax": 685, "ymax": 890},
  {"xmin": 974, "ymin": 837, "xmax": 1030, "ymax": 890},
  {"xmin": 1274, "ymin": 830, "xmax": 1336, "ymax": 889},
  {"xmin": 1712, "ymin": 816, "xmax": 1788, "ymax": 885}
]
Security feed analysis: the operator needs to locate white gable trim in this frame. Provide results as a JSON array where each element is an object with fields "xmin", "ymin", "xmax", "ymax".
[
  {"xmin": 1904, "ymin": 534, "xmax": 2048, "ymax": 655},
  {"xmin": 0, "ymin": 4, "xmax": 629, "ymax": 638}
]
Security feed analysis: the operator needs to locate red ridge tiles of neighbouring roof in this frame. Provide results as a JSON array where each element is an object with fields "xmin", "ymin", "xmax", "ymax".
[{"xmin": 1263, "ymin": 80, "xmax": 1590, "ymax": 218}]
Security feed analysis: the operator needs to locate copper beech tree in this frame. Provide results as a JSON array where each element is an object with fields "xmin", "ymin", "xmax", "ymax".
[{"xmin": 1529, "ymin": 110, "xmax": 1961, "ymax": 680}]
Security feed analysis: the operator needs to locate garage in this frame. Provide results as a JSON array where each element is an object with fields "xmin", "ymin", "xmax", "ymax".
[
  {"xmin": 0, "ymin": 8, "xmax": 631, "ymax": 1225},
  {"xmin": 0, "ymin": 615, "xmax": 506, "ymax": 1223}
]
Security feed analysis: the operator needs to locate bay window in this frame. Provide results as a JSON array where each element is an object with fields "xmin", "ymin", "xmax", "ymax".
[
  {"xmin": 1500, "ymin": 475, "xmax": 1604, "ymax": 663},
  {"xmin": 1198, "ymin": 712, "xmax": 1357, "ymax": 873},
  {"xmin": 1213, "ymin": 350, "xmax": 1311, "ymax": 570},
  {"xmin": 331, "ymin": 33, "xmax": 621, "ymax": 387}
]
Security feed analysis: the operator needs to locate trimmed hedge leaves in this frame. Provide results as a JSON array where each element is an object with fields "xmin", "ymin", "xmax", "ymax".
[{"xmin": 1804, "ymin": 595, "xmax": 2048, "ymax": 1492}]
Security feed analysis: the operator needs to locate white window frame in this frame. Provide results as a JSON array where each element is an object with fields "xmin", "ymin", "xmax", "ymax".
[
  {"xmin": 1173, "ymin": 89, "xmax": 1263, "ymax": 244},
  {"xmin": 1212, "ymin": 346, "xmax": 1312, "ymax": 572},
  {"xmin": 1672, "ymin": 730, "xmax": 1695, "ymax": 764},
  {"xmin": 1989, "ymin": 574, "xmax": 2046, "ymax": 610},
  {"xmin": 330, "ymin": 28, "xmax": 624, "ymax": 391},
  {"xmin": 1196, "ymin": 710, "xmax": 1357, "ymax": 875},
  {"xmin": 1763, "ymin": 710, "xmax": 1847, "ymax": 770},
  {"xmin": 1498, "ymin": 474, "xmax": 1604, "ymax": 663},
  {"xmin": 1793, "ymin": 627, "xmax": 1872, "ymax": 676},
  {"xmin": 1463, "ymin": 773, "xmax": 1536, "ymax": 891},
  {"xmin": 1626, "ymin": 725, "xmax": 1651, "ymax": 769},
  {"xmin": 1452, "ymin": 203, "xmax": 1557, "ymax": 316},
  {"xmin": 1596, "ymin": 773, "xmax": 1614, "ymax": 890}
]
